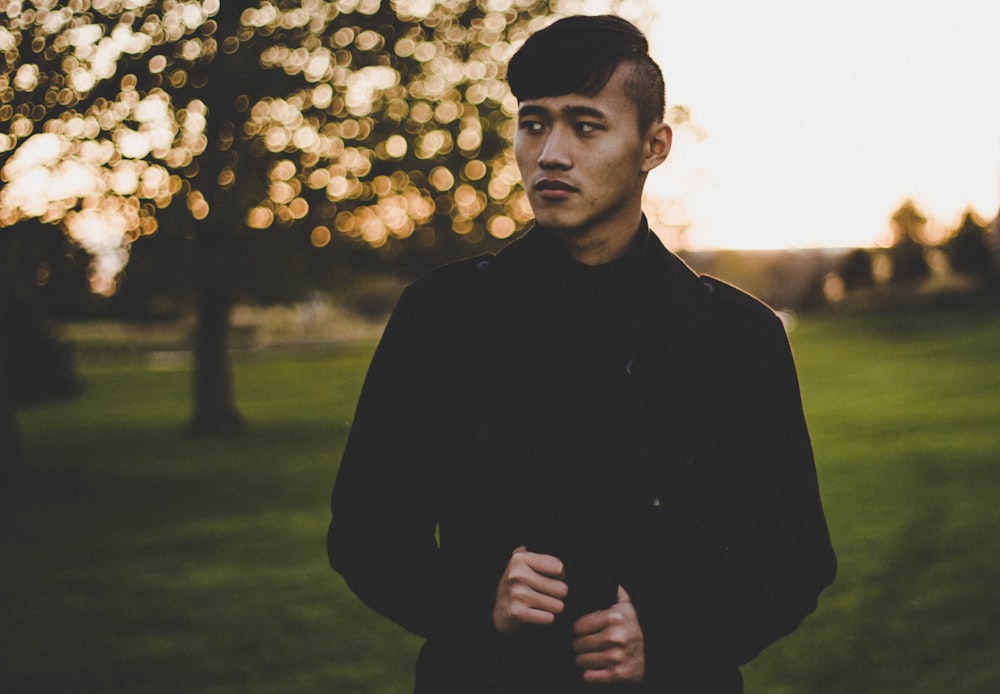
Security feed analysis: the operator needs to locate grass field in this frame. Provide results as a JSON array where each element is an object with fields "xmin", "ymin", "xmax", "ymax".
[{"xmin": 3, "ymin": 300, "xmax": 999, "ymax": 693}]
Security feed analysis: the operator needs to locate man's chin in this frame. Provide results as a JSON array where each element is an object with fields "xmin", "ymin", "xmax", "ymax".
[{"xmin": 531, "ymin": 211, "xmax": 584, "ymax": 232}]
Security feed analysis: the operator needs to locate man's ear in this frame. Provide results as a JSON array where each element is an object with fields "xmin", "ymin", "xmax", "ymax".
[{"xmin": 641, "ymin": 123, "xmax": 672, "ymax": 172}]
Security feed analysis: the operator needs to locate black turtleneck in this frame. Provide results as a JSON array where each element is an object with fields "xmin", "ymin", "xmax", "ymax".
[
  {"xmin": 522, "ymin": 221, "xmax": 651, "ymax": 377},
  {"xmin": 492, "ymin": 221, "xmax": 655, "ymax": 638}
]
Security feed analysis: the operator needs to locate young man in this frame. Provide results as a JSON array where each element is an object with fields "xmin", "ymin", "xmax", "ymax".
[{"xmin": 328, "ymin": 15, "xmax": 836, "ymax": 693}]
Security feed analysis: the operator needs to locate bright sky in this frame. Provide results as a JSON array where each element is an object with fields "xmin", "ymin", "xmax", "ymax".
[{"xmin": 638, "ymin": 0, "xmax": 1000, "ymax": 249}]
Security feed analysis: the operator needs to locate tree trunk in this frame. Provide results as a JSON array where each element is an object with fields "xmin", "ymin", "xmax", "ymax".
[
  {"xmin": 0, "ymin": 310, "xmax": 25, "ymax": 477},
  {"xmin": 189, "ymin": 223, "xmax": 243, "ymax": 434}
]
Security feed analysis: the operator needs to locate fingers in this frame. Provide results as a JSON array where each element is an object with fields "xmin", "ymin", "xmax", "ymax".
[
  {"xmin": 505, "ymin": 547, "xmax": 568, "ymax": 605},
  {"xmin": 572, "ymin": 609, "xmax": 605, "ymax": 638},
  {"xmin": 502, "ymin": 573, "xmax": 566, "ymax": 622},
  {"xmin": 572, "ymin": 608, "xmax": 626, "ymax": 651},
  {"xmin": 512, "ymin": 545, "xmax": 566, "ymax": 581},
  {"xmin": 573, "ymin": 584, "xmax": 636, "ymax": 638},
  {"xmin": 573, "ymin": 586, "xmax": 636, "ymax": 641},
  {"xmin": 581, "ymin": 661, "xmax": 637, "ymax": 685},
  {"xmin": 571, "ymin": 585, "xmax": 645, "ymax": 685},
  {"xmin": 573, "ymin": 623, "xmax": 644, "ymax": 685},
  {"xmin": 617, "ymin": 584, "xmax": 632, "ymax": 603},
  {"xmin": 573, "ymin": 616, "xmax": 641, "ymax": 686},
  {"xmin": 493, "ymin": 546, "xmax": 569, "ymax": 634}
]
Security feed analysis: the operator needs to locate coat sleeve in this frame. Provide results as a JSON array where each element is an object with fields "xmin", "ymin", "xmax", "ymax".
[
  {"xmin": 327, "ymin": 274, "xmax": 499, "ymax": 641},
  {"xmin": 633, "ymin": 303, "xmax": 837, "ymax": 689}
]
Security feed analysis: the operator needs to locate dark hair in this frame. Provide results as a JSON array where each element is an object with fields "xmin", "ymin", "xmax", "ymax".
[{"xmin": 506, "ymin": 15, "xmax": 666, "ymax": 132}]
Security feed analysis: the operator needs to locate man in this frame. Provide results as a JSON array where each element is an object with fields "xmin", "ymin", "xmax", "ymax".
[{"xmin": 328, "ymin": 14, "xmax": 836, "ymax": 693}]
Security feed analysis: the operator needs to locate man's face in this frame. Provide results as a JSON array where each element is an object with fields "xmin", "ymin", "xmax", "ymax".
[{"xmin": 513, "ymin": 66, "xmax": 668, "ymax": 240}]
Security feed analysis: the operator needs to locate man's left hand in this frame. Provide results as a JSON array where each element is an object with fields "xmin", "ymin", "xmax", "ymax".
[{"xmin": 572, "ymin": 585, "xmax": 645, "ymax": 684}]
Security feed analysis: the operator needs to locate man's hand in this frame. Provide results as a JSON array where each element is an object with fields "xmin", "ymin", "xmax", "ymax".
[
  {"xmin": 572, "ymin": 585, "xmax": 645, "ymax": 684},
  {"xmin": 493, "ymin": 546, "xmax": 569, "ymax": 634}
]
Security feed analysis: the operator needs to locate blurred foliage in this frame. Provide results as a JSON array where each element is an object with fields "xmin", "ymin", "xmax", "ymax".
[
  {"xmin": 0, "ymin": 0, "xmax": 652, "ymax": 296},
  {"xmin": 0, "ymin": 0, "xmax": 658, "ymax": 430},
  {"xmin": 889, "ymin": 198, "xmax": 929, "ymax": 245},
  {"xmin": 886, "ymin": 199, "xmax": 931, "ymax": 286},
  {"xmin": 943, "ymin": 210, "xmax": 995, "ymax": 288},
  {"xmin": 822, "ymin": 200, "xmax": 999, "ymax": 307},
  {"xmin": 835, "ymin": 248, "xmax": 875, "ymax": 292}
]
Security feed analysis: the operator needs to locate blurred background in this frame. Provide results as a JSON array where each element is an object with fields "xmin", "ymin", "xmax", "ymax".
[{"xmin": 2, "ymin": 1, "xmax": 998, "ymax": 692}]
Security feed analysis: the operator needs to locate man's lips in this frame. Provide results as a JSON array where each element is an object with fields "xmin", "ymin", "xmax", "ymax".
[{"xmin": 534, "ymin": 179, "xmax": 578, "ymax": 199}]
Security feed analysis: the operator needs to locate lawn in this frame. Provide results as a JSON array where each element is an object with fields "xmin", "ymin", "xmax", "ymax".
[{"xmin": 3, "ymin": 300, "xmax": 999, "ymax": 693}]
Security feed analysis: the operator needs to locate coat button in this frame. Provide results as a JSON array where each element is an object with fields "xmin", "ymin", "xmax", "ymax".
[
  {"xmin": 644, "ymin": 496, "xmax": 663, "ymax": 516},
  {"xmin": 625, "ymin": 357, "xmax": 636, "ymax": 376},
  {"xmin": 476, "ymin": 258, "xmax": 491, "ymax": 272}
]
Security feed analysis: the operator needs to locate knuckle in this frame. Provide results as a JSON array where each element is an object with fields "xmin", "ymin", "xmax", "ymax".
[
  {"xmin": 508, "ymin": 566, "xmax": 528, "ymax": 583},
  {"xmin": 510, "ymin": 584, "xmax": 530, "ymax": 602}
]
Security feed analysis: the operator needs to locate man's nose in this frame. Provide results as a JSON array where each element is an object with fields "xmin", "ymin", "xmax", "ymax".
[{"xmin": 537, "ymin": 128, "xmax": 572, "ymax": 169}]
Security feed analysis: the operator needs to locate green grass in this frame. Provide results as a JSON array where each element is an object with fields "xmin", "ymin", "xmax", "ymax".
[
  {"xmin": 743, "ymin": 301, "xmax": 1000, "ymax": 694},
  {"xmin": 3, "ymin": 301, "xmax": 1000, "ymax": 693},
  {"xmin": 2, "ymin": 346, "xmax": 422, "ymax": 694}
]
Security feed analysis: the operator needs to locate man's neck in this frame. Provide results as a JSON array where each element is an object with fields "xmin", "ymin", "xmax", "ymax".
[{"xmin": 550, "ymin": 213, "xmax": 643, "ymax": 267}]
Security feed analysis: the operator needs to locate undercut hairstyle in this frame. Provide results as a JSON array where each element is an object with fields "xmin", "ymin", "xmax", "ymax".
[{"xmin": 506, "ymin": 14, "xmax": 666, "ymax": 132}]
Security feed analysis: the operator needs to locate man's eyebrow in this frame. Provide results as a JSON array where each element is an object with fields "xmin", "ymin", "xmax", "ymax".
[
  {"xmin": 562, "ymin": 105, "xmax": 608, "ymax": 120},
  {"xmin": 517, "ymin": 104, "xmax": 609, "ymax": 120},
  {"xmin": 517, "ymin": 104, "xmax": 548, "ymax": 119}
]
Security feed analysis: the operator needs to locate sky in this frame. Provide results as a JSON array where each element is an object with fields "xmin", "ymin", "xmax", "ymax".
[{"xmin": 631, "ymin": 0, "xmax": 1000, "ymax": 249}]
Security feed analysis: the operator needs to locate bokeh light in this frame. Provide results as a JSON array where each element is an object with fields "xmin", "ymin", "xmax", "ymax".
[{"xmin": 0, "ymin": 0, "xmax": 608, "ymax": 291}]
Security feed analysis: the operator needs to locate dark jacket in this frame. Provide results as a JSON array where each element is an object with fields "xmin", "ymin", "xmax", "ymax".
[{"xmin": 328, "ymin": 222, "xmax": 836, "ymax": 693}]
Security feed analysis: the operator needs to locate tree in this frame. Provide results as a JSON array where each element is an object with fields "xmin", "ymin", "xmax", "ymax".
[
  {"xmin": 0, "ymin": 220, "xmax": 88, "ymax": 476},
  {"xmin": 0, "ymin": 309, "xmax": 23, "ymax": 475},
  {"xmin": 2, "ymin": 0, "xmax": 656, "ymax": 439},
  {"xmin": 836, "ymin": 248, "xmax": 875, "ymax": 292},
  {"xmin": 886, "ymin": 199, "xmax": 930, "ymax": 287},
  {"xmin": 943, "ymin": 209, "xmax": 995, "ymax": 290}
]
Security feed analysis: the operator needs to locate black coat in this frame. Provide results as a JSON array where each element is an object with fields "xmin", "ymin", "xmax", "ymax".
[{"xmin": 328, "ymin": 223, "xmax": 836, "ymax": 693}]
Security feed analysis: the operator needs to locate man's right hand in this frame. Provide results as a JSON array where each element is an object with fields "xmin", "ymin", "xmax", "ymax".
[{"xmin": 493, "ymin": 546, "xmax": 569, "ymax": 634}]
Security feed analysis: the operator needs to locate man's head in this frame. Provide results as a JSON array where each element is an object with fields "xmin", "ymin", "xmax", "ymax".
[
  {"xmin": 506, "ymin": 15, "xmax": 672, "ymax": 263},
  {"xmin": 507, "ymin": 14, "xmax": 666, "ymax": 134}
]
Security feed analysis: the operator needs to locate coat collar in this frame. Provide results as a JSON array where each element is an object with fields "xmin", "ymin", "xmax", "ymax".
[
  {"xmin": 493, "ymin": 215, "xmax": 707, "ymax": 305},
  {"xmin": 483, "ymin": 217, "xmax": 714, "ymax": 363}
]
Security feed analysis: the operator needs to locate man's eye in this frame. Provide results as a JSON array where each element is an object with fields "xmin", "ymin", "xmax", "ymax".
[
  {"xmin": 575, "ymin": 122, "xmax": 599, "ymax": 134},
  {"xmin": 519, "ymin": 120, "xmax": 544, "ymax": 133}
]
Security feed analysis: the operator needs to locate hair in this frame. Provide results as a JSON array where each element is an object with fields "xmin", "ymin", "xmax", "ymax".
[{"xmin": 506, "ymin": 15, "xmax": 666, "ymax": 132}]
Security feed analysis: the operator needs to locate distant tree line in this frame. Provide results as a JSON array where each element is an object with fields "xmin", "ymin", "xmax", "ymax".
[{"xmin": 825, "ymin": 201, "xmax": 998, "ymax": 305}]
